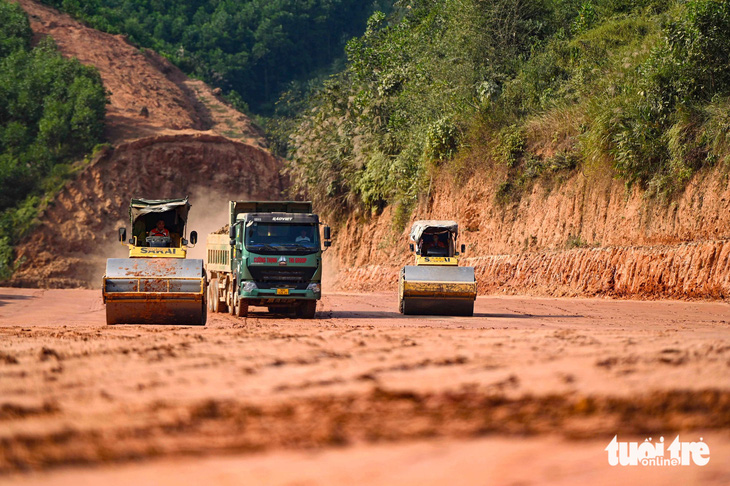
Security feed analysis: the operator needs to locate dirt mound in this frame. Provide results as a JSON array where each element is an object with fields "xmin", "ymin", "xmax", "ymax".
[
  {"xmin": 9, "ymin": 1, "xmax": 283, "ymax": 287},
  {"xmin": 16, "ymin": 0, "xmax": 266, "ymax": 147},
  {"xmin": 11, "ymin": 134, "xmax": 284, "ymax": 288}
]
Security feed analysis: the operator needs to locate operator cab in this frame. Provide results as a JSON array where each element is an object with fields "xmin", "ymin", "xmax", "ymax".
[
  {"xmin": 133, "ymin": 213, "xmax": 181, "ymax": 247},
  {"xmin": 408, "ymin": 220, "xmax": 466, "ymax": 264},
  {"xmin": 418, "ymin": 230, "xmax": 454, "ymax": 257},
  {"xmin": 119, "ymin": 197, "xmax": 198, "ymax": 251}
]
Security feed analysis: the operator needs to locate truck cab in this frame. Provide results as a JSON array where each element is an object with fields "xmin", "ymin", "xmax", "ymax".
[{"xmin": 206, "ymin": 201, "xmax": 330, "ymax": 318}]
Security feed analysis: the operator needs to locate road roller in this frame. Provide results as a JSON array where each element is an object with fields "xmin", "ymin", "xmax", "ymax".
[
  {"xmin": 102, "ymin": 197, "xmax": 206, "ymax": 325},
  {"xmin": 398, "ymin": 220, "xmax": 477, "ymax": 316}
]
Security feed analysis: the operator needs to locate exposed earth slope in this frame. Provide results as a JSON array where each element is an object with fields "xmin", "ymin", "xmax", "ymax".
[
  {"xmin": 333, "ymin": 166, "xmax": 730, "ymax": 300},
  {"xmin": 9, "ymin": 0, "xmax": 730, "ymax": 302},
  {"xmin": 1, "ymin": 3, "xmax": 729, "ymax": 486}
]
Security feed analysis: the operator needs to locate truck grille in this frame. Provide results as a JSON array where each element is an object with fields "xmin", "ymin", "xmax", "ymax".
[{"xmin": 248, "ymin": 266, "xmax": 317, "ymax": 289}]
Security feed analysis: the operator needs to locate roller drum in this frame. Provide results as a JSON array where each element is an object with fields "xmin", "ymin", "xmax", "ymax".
[
  {"xmin": 103, "ymin": 258, "xmax": 207, "ymax": 325},
  {"xmin": 399, "ymin": 265, "xmax": 476, "ymax": 316}
]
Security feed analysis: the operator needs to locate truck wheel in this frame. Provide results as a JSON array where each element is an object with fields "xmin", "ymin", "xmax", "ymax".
[
  {"xmin": 207, "ymin": 282, "xmax": 215, "ymax": 312},
  {"xmin": 227, "ymin": 281, "xmax": 235, "ymax": 315},
  {"xmin": 218, "ymin": 279, "xmax": 229, "ymax": 314},
  {"xmin": 200, "ymin": 301, "xmax": 208, "ymax": 325},
  {"xmin": 296, "ymin": 300, "xmax": 317, "ymax": 319},
  {"xmin": 208, "ymin": 278, "xmax": 219, "ymax": 313},
  {"xmin": 234, "ymin": 293, "xmax": 248, "ymax": 318}
]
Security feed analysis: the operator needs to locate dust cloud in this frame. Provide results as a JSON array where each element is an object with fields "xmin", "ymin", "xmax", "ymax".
[
  {"xmin": 82, "ymin": 216, "xmax": 132, "ymax": 289},
  {"xmin": 185, "ymin": 188, "xmax": 233, "ymax": 263},
  {"xmin": 322, "ymin": 248, "xmax": 340, "ymax": 292}
]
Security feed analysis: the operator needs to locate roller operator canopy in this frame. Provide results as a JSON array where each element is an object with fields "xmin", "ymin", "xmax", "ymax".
[
  {"xmin": 409, "ymin": 220, "xmax": 459, "ymax": 242},
  {"xmin": 129, "ymin": 197, "xmax": 190, "ymax": 225}
]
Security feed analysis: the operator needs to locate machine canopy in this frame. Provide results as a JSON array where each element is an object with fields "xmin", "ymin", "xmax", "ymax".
[
  {"xmin": 129, "ymin": 197, "xmax": 190, "ymax": 226},
  {"xmin": 409, "ymin": 220, "xmax": 459, "ymax": 242}
]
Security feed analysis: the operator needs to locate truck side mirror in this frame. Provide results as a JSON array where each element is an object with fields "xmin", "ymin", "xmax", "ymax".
[
  {"xmin": 324, "ymin": 240, "xmax": 331, "ymax": 247},
  {"xmin": 229, "ymin": 225, "xmax": 235, "ymax": 239},
  {"xmin": 118, "ymin": 227, "xmax": 126, "ymax": 243},
  {"xmin": 410, "ymin": 243, "xmax": 414, "ymax": 252},
  {"xmin": 190, "ymin": 231, "xmax": 198, "ymax": 245},
  {"xmin": 461, "ymin": 244, "xmax": 466, "ymax": 254},
  {"xmin": 323, "ymin": 226, "xmax": 331, "ymax": 240}
]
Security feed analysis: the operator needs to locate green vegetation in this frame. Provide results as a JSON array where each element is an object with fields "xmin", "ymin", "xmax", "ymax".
[
  {"xmin": 0, "ymin": 0, "xmax": 107, "ymax": 279},
  {"xmin": 289, "ymin": 0, "xmax": 730, "ymax": 218},
  {"xmin": 4, "ymin": 0, "xmax": 729, "ymax": 281},
  {"xmin": 41, "ymin": 0, "xmax": 388, "ymax": 114},
  {"xmin": 47, "ymin": 0, "xmax": 729, "ymax": 219}
]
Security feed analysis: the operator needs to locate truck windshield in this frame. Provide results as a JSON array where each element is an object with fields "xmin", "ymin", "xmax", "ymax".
[{"xmin": 245, "ymin": 222, "xmax": 319, "ymax": 254}]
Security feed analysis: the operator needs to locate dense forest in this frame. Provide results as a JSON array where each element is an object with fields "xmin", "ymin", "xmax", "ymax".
[
  {"xmin": 0, "ymin": 0, "xmax": 107, "ymax": 278},
  {"xmin": 289, "ymin": 0, "xmax": 730, "ymax": 222},
  {"xmin": 41, "ymin": 0, "xmax": 389, "ymax": 114}
]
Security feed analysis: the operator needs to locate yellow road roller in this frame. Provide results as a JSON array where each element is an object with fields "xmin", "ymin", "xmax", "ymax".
[
  {"xmin": 398, "ymin": 220, "xmax": 477, "ymax": 316},
  {"xmin": 102, "ymin": 197, "xmax": 206, "ymax": 325}
]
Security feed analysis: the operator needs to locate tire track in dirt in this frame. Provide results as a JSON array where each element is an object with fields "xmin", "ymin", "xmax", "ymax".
[
  {"xmin": 1, "ymin": 290, "xmax": 729, "ymax": 475},
  {"xmin": 2, "ymin": 388, "xmax": 730, "ymax": 473}
]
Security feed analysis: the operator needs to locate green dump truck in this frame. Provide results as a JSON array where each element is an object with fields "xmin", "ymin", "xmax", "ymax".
[{"xmin": 206, "ymin": 201, "xmax": 330, "ymax": 318}]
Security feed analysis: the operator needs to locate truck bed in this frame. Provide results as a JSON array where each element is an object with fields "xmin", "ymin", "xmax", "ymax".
[{"xmin": 206, "ymin": 233, "xmax": 231, "ymax": 274}]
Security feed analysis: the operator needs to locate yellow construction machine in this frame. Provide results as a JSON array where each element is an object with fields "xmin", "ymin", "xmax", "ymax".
[
  {"xmin": 398, "ymin": 220, "xmax": 477, "ymax": 316},
  {"xmin": 102, "ymin": 197, "xmax": 206, "ymax": 325}
]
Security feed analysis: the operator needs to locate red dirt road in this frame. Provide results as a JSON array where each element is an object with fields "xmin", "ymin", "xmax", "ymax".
[{"xmin": 1, "ymin": 288, "xmax": 729, "ymax": 485}]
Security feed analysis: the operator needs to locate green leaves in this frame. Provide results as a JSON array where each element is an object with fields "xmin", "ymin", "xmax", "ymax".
[
  {"xmin": 583, "ymin": 0, "xmax": 730, "ymax": 189},
  {"xmin": 0, "ymin": 1, "xmax": 31, "ymax": 58},
  {"xmin": 291, "ymin": 0, "xmax": 557, "ymax": 215},
  {"xmin": 291, "ymin": 0, "xmax": 730, "ymax": 215},
  {"xmin": 663, "ymin": 0, "xmax": 730, "ymax": 103},
  {"xmin": 0, "ymin": 35, "xmax": 107, "ymax": 193},
  {"xmin": 425, "ymin": 118, "xmax": 459, "ymax": 161}
]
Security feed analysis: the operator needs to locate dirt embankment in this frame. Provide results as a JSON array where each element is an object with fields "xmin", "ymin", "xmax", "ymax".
[
  {"xmin": 332, "ymin": 165, "xmax": 730, "ymax": 299},
  {"xmin": 9, "ymin": 0, "xmax": 284, "ymax": 287},
  {"xmin": 11, "ymin": 135, "xmax": 284, "ymax": 288}
]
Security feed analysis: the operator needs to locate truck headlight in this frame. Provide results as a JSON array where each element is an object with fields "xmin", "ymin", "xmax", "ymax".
[
  {"xmin": 307, "ymin": 283, "xmax": 321, "ymax": 293},
  {"xmin": 242, "ymin": 281, "xmax": 258, "ymax": 292}
]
